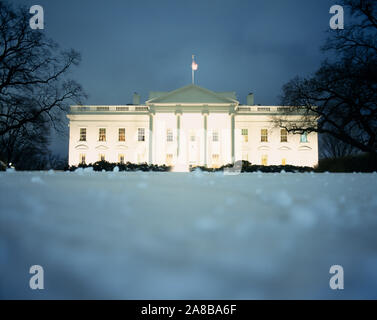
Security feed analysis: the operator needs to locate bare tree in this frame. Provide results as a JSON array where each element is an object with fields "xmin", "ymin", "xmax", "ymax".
[
  {"xmin": 320, "ymin": 133, "xmax": 358, "ymax": 158},
  {"xmin": 275, "ymin": 0, "xmax": 377, "ymax": 155},
  {"xmin": 0, "ymin": 119, "xmax": 49, "ymax": 169},
  {"xmin": 47, "ymin": 153, "xmax": 68, "ymax": 170},
  {"xmin": 0, "ymin": 1, "xmax": 86, "ymax": 167}
]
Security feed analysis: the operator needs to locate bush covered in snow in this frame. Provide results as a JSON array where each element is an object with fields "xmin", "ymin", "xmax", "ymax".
[
  {"xmin": 191, "ymin": 161, "xmax": 313, "ymax": 173},
  {"xmin": 190, "ymin": 155, "xmax": 377, "ymax": 173},
  {"xmin": 68, "ymin": 160, "xmax": 171, "ymax": 172}
]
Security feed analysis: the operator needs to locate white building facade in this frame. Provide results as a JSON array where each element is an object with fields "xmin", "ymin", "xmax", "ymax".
[{"xmin": 67, "ymin": 84, "xmax": 318, "ymax": 169}]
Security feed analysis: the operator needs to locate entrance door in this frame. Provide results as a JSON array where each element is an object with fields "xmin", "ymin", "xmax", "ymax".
[{"xmin": 188, "ymin": 130, "xmax": 199, "ymax": 166}]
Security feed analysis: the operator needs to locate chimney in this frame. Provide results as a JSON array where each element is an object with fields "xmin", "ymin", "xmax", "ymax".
[
  {"xmin": 246, "ymin": 93, "xmax": 254, "ymax": 106},
  {"xmin": 133, "ymin": 92, "xmax": 141, "ymax": 105}
]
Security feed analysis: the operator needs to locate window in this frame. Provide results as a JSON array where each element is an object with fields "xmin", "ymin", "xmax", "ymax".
[
  {"xmin": 99, "ymin": 154, "xmax": 105, "ymax": 161},
  {"xmin": 166, "ymin": 154, "xmax": 173, "ymax": 166},
  {"xmin": 138, "ymin": 128, "xmax": 145, "ymax": 142},
  {"xmin": 261, "ymin": 154, "xmax": 268, "ymax": 166},
  {"xmin": 212, "ymin": 154, "xmax": 220, "ymax": 168},
  {"xmin": 282, "ymin": 158, "xmax": 286, "ymax": 166},
  {"xmin": 300, "ymin": 132, "xmax": 308, "ymax": 143},
  {"xmin": 190, "ymin": 131, "xmax": 196, "ymax": 142},
  {"xmin": 118, "ymin": 154, "xmax": 125, "ymax": 164},
  {"xmin": 79, "ymin": 153, "xmax": 86, "ymax": 164},
  {"xmin": 79, "ymin": 128, "xmax": 86, "ymax": 142},
  {"xmin": 99, "ymin": 128, "xmax": 106, "ymax": 141},
  {"xmin": 137, "ymin": 128, "xmax": 145, "ymax": 141},
  {"xmin": 281, "ymin": 129, "xmax": 288, "ymax": 142},
  {"xmin": 167, "ymin": 129, "xmax": 173, "ymax": 142},
  {"xmin": 213, "ymin": 130, "xmax": 219, "ymax": 142},
  {"xmin": 241, "ymin": 129, "xmax": 248, "ymax": 143},
  {"xmin": 119, "ymin": 128, "xmax": 125, "ymax": 142},
  {"xmin": 261, "ymin": 129, "xmax": 268, "ymax": 142}
]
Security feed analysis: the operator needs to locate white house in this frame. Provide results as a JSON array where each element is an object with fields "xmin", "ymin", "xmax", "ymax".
[{"xmin": 67, "ymin": 84, "xmax": 318, "ymax": 169}]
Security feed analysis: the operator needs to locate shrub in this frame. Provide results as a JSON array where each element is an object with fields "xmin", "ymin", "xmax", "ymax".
[
  {"xmin": 315, "ymin": 153, "xmax": 377, "ymax": 173},
  {"xmin": 190, "ymin": 161, "xmax": 313, "ymax": 173},
  {"xmin": 68, "ymin": 161, "xmax": 171, "ymax": 172},
  {"xmin": 67, "ymin": 155, "xmax": 377, "ymax": 173},
  {"xmin": 0, "ymin": 160, "xmax": 6, "ymax": 171}
]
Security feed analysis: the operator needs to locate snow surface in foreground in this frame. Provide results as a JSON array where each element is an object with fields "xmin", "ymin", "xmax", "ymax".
[{"xmin": 1, "ymin": 170, "xmax": 377, "ymax": 299}]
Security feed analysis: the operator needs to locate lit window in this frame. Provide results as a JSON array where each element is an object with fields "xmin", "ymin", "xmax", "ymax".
[
  {"xmin": 80, "ymin": 128, "xmax": 86, "ymax": 142},
  {"xmin": 118, "ymin": 154, "xmax": 125, "ymax": 164},
  {"xmin": 166, "ymin": 154, "xmax": 173, "ymax": 166},
  {"xmin": 261, "ymin": 154, "xmax": 268, "ymax": 166},
  {"xmin": 79, "ymin": 153, "xmax": 86, "ymax": 164},
  {"xmin": 119, "ymin": 128, "xmax": 125, "ymax": 142},
  {"xmin": 99, "ymin": 154, "xmax": 105, "ymax": 161},
  {"xmin": 212, "ymin": 154, "xmax": 220, "ymax": 168},
  {"xmin": 167, "ymin": 129, "xmax": 173, "ymax": 142},
  {"xmin": 138, "ymin": 128, "xmax": 145, "ymax": 142},
  {"xmin": 281, "ymin": 129, "xmax": 288, "ymax": 142},
  {"xmin": 282, "ymin": 158, "xmax": 286, "ymax": 166},
  {"xmin": 261, "ymin": 129, "xmax": 268, "ymax": 142},
  {"xmin": 99, "ymin": 128, "xmax": 106, "ymax": 142},
  {"xmin": 300, "ymin": 132, "xmax": 308, "ymax": 143},
  {"xmin": 241, "ymin": 129, "xmax": 248, "ymax": 142},
  {"xmin": 213, "ymin": 130, "xmax": 219, "ymax": 142}
]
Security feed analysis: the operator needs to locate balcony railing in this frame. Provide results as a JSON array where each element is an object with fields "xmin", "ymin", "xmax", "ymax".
[
  {"xmin": 236, "ymin": 106, "xmax": 302, "ymax": 114},
  {"xmin": 70, "ymin": 105, "xmax": 304, "ymax": 115},
  {"xmin": 70, "ymin": 105, "xmax": 149, "ymax": 113}
]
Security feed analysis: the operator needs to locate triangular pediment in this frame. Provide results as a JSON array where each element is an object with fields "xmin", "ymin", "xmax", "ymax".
[{"xmin": 146, "ymin": 84, "xmax": 238, "ymax": 104}]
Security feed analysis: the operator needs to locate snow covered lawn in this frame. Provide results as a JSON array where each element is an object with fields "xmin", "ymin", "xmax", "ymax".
[{"xmin": 1, "ymin": 170, "xmax": 377, "ymax": 299}]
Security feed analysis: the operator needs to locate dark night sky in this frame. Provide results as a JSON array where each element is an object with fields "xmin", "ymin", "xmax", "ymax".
[{"xmin": 16, "ymin": 0, "xmax": 337, "ymax": 156}]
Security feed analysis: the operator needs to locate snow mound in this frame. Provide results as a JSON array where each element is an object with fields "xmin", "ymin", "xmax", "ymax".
[{"xmin": 0, "ymin": 171, "xmax": 377, "ymax": 299}]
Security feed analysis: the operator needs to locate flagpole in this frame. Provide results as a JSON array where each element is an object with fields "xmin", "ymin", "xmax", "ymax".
[{"xmin": 191, "ymin": 54, "xmax": 198, "ymax": 84}]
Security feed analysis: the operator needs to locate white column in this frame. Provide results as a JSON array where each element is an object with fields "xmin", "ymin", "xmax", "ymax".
[
  {"xmin": 176, "ymin": 112, "xmax": 181, "ymax": 158},
  {"xmin": 203, "ymin": 113, "xmax": 208, "ymax": 167},
  {"xmin": 148, "ymin": 113, "xmax": 153, "ymax": 164},
  {"xmin": 231, "ymin": 113, "xmax": 235, "ymax": 163}
]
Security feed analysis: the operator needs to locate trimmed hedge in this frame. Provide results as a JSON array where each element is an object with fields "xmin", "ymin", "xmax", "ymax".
[
  {"xmin": 68, "ymin": 161, "xmax": 171, "ymax": 172},
  {"xmin": 49, "ymin": 153, "xmax": 377, "ymax": 173},
  {"xmin": 191, "ymin": 154, "xmax": 377, "ymax": 173},
  {"xmin": 190, "ymin": 161, "xmax": 313, "ymax": 173},
  {"xmin": 315, "ymin": 153, "xmax": 377, "ymax": 173}
]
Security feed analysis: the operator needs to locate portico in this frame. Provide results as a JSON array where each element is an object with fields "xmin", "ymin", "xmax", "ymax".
[{"xmin": 146, "ymin": 84, "xmax": 237, "ymax": 168}]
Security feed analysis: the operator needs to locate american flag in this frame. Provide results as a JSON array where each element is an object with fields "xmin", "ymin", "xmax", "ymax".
[{"xmin": 192, "ymin": 55, "xmax": 198, "ymax": 71}]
